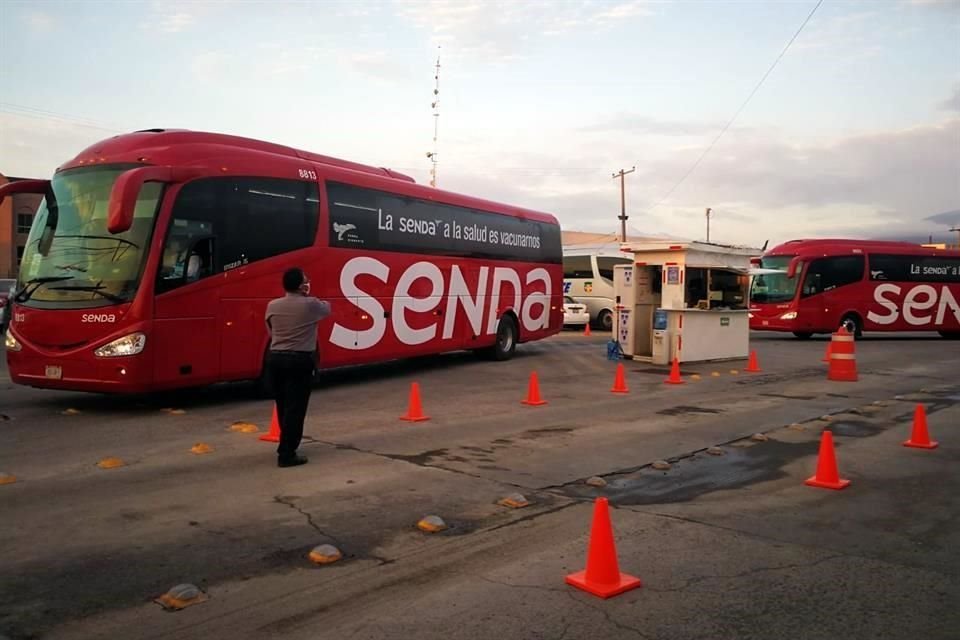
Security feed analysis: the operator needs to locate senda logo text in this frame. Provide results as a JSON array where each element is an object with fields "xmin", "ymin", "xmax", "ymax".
[
  {"xmin": 81, "ymin": 314, "xmax": 117, "ymax": 323},
  {"xmin": 330, "ymin": 258, "xmax": 553, "ymax": 350}
]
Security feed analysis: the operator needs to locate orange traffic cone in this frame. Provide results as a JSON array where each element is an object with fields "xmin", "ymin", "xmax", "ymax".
[
  {"xmin": 611, "ymin": 363, "xmax": 629, "ymax": 394},
  {"xmin": 745, "ymin": 350, "xmax": 762, "ymax": 373},
  {"xmin": 903, "ymin": 404, "xmax": 938, "ymax": 449},
  {"xmin": 566, "ymin": 497, "xmax": 642, "ymax": 599},
  {"xmin": 400, "ymin": 382, "xmax": 430, "ymax": 422},
  {"xmin": 584, "ymin": 324, "xmax": 592, "ymax": 337},
  {"xmin": 822, "ymin": 341, "xmax": 832, "ymax": 363},
  {"xmin": 665, "ymin": 357, "xmax": 684, "ymax": 385},
  {"xmin": 522, "ymin": 371, "xmax": 548, "ymax": 406},
  {"xmin": 827, "ymin": 327, "xmax": 858, "ymax": 382},
  {"xmin": 259, "ymin": 405, "xmax": 280, "ymax": 443},
  {"xmin": 804, "ymin": 430, "xmax": 850, "ymax": 490}
]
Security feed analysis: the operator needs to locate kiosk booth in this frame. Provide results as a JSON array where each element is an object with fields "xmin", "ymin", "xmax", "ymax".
[{"xmin": 612, "ymin": 241, "xmax": 757, "ymax": 364}]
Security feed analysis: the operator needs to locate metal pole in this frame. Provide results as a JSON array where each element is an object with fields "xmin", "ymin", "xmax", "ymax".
[
  {"xmin": 612, "ymin": 167, "xmax": 636, "ymax": 243},
  {"xmin": 706, "ymin": 207, "xmax": 711, "ymax": 243},
  {"xmin": 950, "ymin": 227, "xmax": 960, "ymax": 250}
]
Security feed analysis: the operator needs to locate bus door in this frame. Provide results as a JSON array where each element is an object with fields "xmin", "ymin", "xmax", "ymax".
[{"xmin": 153, "ymin": 232, "xmax": 220, "ymax": 386}]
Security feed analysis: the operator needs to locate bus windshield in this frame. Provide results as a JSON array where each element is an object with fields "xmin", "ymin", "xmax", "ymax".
[
  {"xmin": 16, "ymin": 165, "xmax": 162, "ymax": 308},
  {"xmin": 750, "ymin": 256, "xmax": 802, "ymax": 304}
]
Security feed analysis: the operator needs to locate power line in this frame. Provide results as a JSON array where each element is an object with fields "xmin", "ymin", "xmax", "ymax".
[
  {"xmin": 0, "ymin": 102, "xmax": 125, "ymax": 133},
  {"xmin": 647, "ymin": 0, "xmax": 824, "ymax": 211}
]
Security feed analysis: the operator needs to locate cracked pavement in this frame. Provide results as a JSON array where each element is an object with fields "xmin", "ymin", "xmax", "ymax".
[{"xmin": 1, "ymin": 332, "xmax": 959, "ymax": 639}]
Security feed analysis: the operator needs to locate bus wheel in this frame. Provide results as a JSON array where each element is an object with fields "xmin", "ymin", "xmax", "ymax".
[
  {"xmin": 840, "ymin": 314, "xmax": 862, "ymax": 338},
  {"xmin": 597, "ymin": 309, "xmax": 613, "ymax": 332},
  {"xmin": 939, "ymin": 331, "xmax": 960, "ymax": 339},
  {"xmin": 488, "ymin": 315, "xmax": 518, "ymax": 361},
  {"xmin": 792, "ymin": 331, "xmax": 813, "ymax": 340}
]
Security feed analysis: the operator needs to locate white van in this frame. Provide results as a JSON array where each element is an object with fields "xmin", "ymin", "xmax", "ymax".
[{"xmin": 562, "ymin": 249, "xmax": 633, "ymax": 331}]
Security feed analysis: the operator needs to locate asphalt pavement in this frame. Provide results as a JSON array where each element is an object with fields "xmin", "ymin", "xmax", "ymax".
[{"xmin": 1, "ymin": 331, "xmax": 958, "ymax": 640}]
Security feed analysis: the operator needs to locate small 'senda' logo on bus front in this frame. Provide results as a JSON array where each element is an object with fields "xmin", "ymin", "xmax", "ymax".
[{"xmin": 334, "ymin": 223, "xmax": 357, "ymax": 241}]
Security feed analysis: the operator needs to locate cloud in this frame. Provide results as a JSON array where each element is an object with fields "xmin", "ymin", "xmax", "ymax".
[
  {"xmin": 581, "ymin": 114, "xmax": 738, "ymax": 137},
  {"xmin": 0, "ymin": 113, "xmax": 116, "ymax": 178},
  {"xmin": 190, "ymin": 51, "xmax": 231, "ymax": 82},
  {"xmin": 145, "ymin": 0, "xmax": 229, "ymax": 34},
  {"xmin": 23, "ymin": 10, "xmax": 55, "ymax": 32},
  {"xmin": 395, "ymin": 0, "xmax": 658, "ymax": 62},
  {"xmin": 941, "ymin": 85, "xmax": 960, "ymax": 112},
  {"xmin": 906, "ymin": 0, "xmax": 960, "ymax": 9}
]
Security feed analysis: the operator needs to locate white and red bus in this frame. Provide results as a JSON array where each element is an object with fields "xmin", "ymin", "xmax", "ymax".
[
  {"xmin": 1, "ymin": 130, "xmax": 563, "ymax": 393},
  {"xmin": 749, "ymin": 239, "xmax": 960, "ymax": 339}
]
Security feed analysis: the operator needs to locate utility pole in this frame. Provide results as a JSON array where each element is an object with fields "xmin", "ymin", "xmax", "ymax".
[
  {"xmin": 427, "ymin": 47, "xmax": 441, "ymax": 188},
  {"xmin": 705, "ymin": 207, "xmax": 712, "ymax": 243},
  {"xmin": 950, "ymin": 226, "xmax": 960, "ymax": 250},
  {"xmin": 612, "ymin": 166, "xmax": 635, "ymax": 243}
]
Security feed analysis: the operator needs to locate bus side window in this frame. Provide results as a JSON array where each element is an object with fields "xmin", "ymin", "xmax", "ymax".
[{"xmin": 802, "ymin": 256, "xmax": 864, "ymax": 297}]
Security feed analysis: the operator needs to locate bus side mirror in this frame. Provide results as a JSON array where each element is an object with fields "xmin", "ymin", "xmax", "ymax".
[
  {"xmin": 107, "ymin": 167, "xmax": 173, "ymax": 234},
  {"xmin": 0, "ymin": 179, "xmax": 50, "ymax": 206},
  {"xmin": 787, "ymin": 256, "xmax": 800, "ymax": 279},
  {"xmin": 107, "ymin": 166, "xmax": 203, "ymax": 234}
]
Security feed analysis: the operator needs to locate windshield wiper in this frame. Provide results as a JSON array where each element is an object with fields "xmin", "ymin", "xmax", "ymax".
[
  {"xmin": 47, "ymin": 285, "xmax": 126, "ymax": 304},
  {"xmin": 13, "ymin": 276, "xmax": 74, "ymax": 303}
]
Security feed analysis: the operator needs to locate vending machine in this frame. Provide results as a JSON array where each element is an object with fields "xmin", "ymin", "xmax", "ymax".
[{"xmin": 613, "ymin": 264, "xmax": 661, "ymax": 360}]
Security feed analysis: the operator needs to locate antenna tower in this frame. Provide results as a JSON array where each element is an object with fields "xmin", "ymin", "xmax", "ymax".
[{"xmin": 427, "ymin": 47, "xmax": 441, "ymax": 187}]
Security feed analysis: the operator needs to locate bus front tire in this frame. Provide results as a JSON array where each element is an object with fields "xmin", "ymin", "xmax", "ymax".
[
  {"xmin": 840, "ymin": 314, "xmax": 863, "ymax": 338},
  {"xmin": 792, "ymin": 332, "xmax": 813, "ymax": 340},
  {"xmin": 597, "ymin": 309, "xmax": 613, "ymax": 332}
]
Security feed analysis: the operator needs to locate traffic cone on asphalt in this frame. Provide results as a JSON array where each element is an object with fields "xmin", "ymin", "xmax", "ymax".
[
  {"xmin": 259, "ymin": 405, "xmax": 281, "ymax": 443},
  {"xmin": 584, "ymin": 324, "xmax": 592, "ymax": 337},
  {"xmin": 745, "ymin": 350, "xmax": 762, "ymax": 373},
  {"xmin": 566, "ymin": 497, "xmax": 642, "ymax": 599},
  {"xmin": 400, "ymin": 382, "xmax": 430, "ymax": 422},
  {"xmin": 804, "ymin": 430, "xmax": 850, "ymax": 490},
  {"xmin": 522, "ymin": 372, "xmax": 548, "ymax": 406},
  {"xmin": 903, "ymin": 404, "xmax": 938, "ymax": 449},
  {"xmin": 665, "ymin": 357, "xmax": 684, "ymax": 385},
  {"xmin": 822, "ymin": 341, "xmax": 832, "ymax": 363},
  {"xmin": 610, "ymin": 363, "xmax": 629, "ymax": 394},
  {"xmin": 827, "ymin": 327, "xmax": 858, "ymax": 382}
]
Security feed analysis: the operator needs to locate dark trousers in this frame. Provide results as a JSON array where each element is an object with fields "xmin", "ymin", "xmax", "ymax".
[{"xmin": 267, "ymin": 351, "xmax": 315, "ymax": 460}]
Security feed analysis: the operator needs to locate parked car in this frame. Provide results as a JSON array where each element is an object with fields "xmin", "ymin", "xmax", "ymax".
[
  {"xmin": 562, "ymin": 295, "xmax": 590, "ymax": 327},
  {"xmin": 0, "ymin": 278, "xmax": 15, "ymax": 336}
]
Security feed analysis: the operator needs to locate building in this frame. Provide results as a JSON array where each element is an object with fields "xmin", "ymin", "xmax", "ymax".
[{"xmin": 0, "ymin": 173, "xmax": 43, "ymax": 278}]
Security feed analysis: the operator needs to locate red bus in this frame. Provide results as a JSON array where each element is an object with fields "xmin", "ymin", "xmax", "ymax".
[
  {"xmin": 1, "ymin": 129, "xmax": 563, "ymax": 393},
  {"xmin": 749, "ymin": 239, "xmax": 960, "ymax": 339}
]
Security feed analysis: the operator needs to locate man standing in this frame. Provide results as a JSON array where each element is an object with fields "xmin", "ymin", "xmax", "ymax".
[{"xmin": 265, "ymin": 268, "xmax": 331, "ymax": 467}]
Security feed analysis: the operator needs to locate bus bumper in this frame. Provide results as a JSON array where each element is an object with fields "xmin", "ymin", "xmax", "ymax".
[{"xmin": 7, "ymin": 349, "xmax": 155, "ymax": 394}]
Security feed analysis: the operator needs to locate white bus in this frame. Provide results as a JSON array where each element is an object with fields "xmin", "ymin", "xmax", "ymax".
[{"xmin": 562, "ymin": 249, "xmax": 633, "ymax": 331}]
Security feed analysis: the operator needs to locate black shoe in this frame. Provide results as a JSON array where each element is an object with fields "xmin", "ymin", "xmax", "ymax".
[{"xmin": 278, "ymin": 454, "xmax": 308, "ymax": 468}]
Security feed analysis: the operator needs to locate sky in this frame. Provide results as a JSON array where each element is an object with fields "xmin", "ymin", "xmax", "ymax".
[{"xmin": 1, "ymin": 0, "xmax": 959, "ymax": 248}]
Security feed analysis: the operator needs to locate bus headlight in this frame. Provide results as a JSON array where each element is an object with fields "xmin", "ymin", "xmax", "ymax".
[
  {"xmin": 780, "ymin": 312, "xmax": 798, "ymax": 320},
  {"xmin": 94, "ymin": 333, "xmax": 146, "ymax": 358},
  {"xmin": 4, "ymin": 331, "xmax": 21, "ymax": 352}
]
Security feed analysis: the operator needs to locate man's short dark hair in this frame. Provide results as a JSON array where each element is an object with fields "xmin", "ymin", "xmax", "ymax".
[{"xmin": 283, "ymin": 268, "xmax": 305, "ymax": 293}]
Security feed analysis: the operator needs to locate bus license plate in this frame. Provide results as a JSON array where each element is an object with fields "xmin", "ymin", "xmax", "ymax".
[{"xmin": 45, "ymin": 365, "xmax": 62, "ymax": 380}]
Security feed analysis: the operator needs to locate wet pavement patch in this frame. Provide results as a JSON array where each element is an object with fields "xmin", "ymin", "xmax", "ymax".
[
  {"xmin": 827, "ymin": 420, "xmax": 883, "ymax": 438},
  {"xmin": 656, "ymin": 405, "xmax": 723, "ymax": 416},
  {"xmin": 559, "ymin": 439, "xmax": 820, "ymax": 506}
]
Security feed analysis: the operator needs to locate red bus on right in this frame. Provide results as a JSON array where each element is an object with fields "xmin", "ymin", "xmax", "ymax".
[{"xmin": 749, "ymin": 239, "xmax": 960, "ymax": 339}]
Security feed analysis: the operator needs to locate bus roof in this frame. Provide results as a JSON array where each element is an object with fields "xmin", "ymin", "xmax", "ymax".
[
  {"xmin": 765, "ymin": 238, "xmax": 960, "ymax": 258},
  {"xmin": 58, "ymin": 129, "xmax": 559, "ymax": 225}
]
